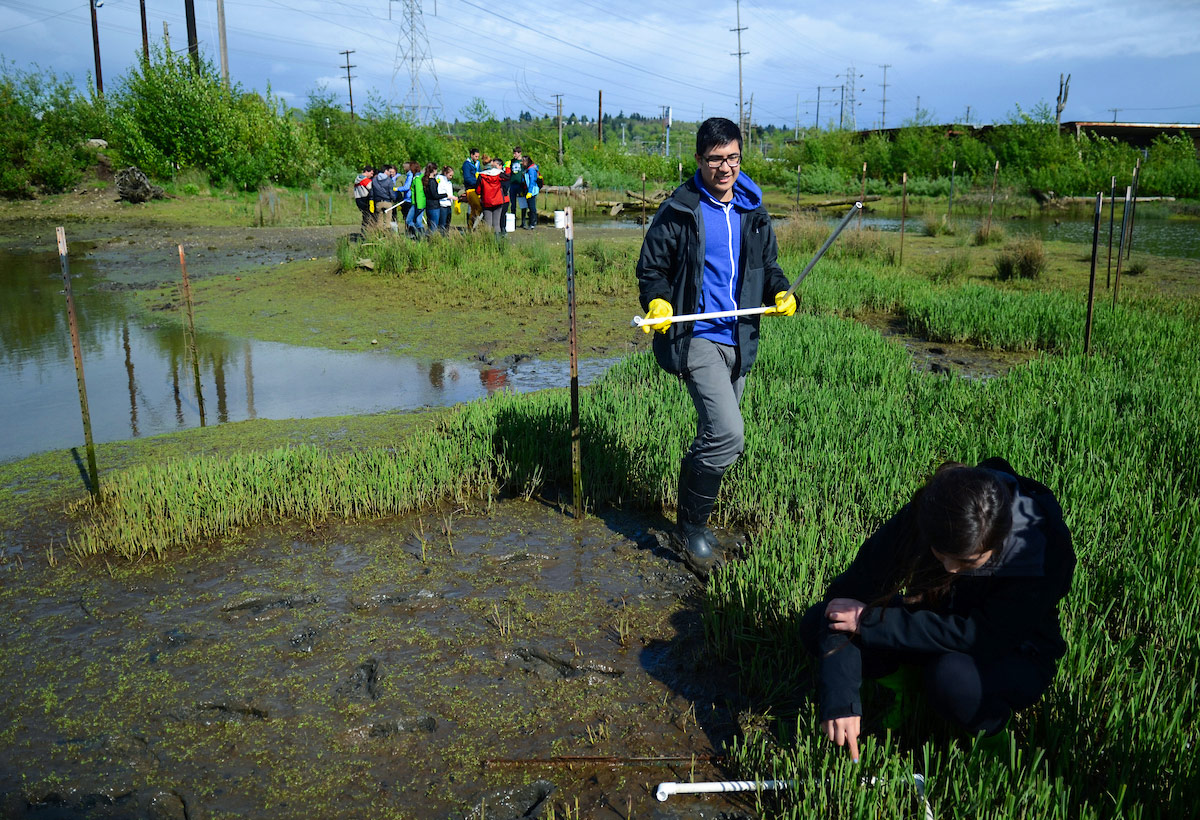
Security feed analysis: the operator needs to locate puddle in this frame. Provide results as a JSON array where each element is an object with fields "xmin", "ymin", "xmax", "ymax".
[
  {"xmin": 0, "ymin": 501, "xmax": 756, "ymax": 819},
  {"xmin": 857, "ymin": 312, "xmax": 1036, "ymax": 380},
  {"xmin": 0, "ymin": 240, "xmax": 620, "ymax": 463}
]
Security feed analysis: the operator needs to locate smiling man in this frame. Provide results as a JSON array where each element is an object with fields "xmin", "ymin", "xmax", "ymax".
[{"xmin": 636, "ymin": 117, "xmax": 797, "ymax": 575}]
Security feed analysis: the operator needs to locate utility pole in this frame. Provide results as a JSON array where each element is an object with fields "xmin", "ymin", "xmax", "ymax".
[
  {"xmin": 815, "ymin": 86, "xmax": 837, "ymax": 130},
  {"xmin": 915, "ymin": 96, "xmax": 921, "ymax": 121},
  {"xmin": 964, "ymin": 105, "xmax": 971, "ymax": 125},
  {"xmin": 216, "ymin": 0, "xmax": 230, "ymax": 86},
  {"xmin": 340, "ymin": 50, "xmax": 356, "ymax": 120},
  {"xmin": 556, "ymin": 94, "xmax": 566, "ymax": 163},
  {"xmin": 183, "ymin": 0, "xmax": 200, "ymax": 72},
  {"xmin": 1108, "ymin": 108, "xmax": 1121, "ymax": 122},
  {"xmin": 89, "ymin": 0, "xmax": 103, "ymax": 95},
  {"xmin": 731, "ymin": 0, "xmax": 747, "ymax": 135},
  {"xmin": 662, "ymin": 105, "xmax": 671, "ymax": 156},
  {"xmin": 138, "ymin": 0, "xmax": 149, "ymax": 67},
  {"xmin": 878, "ymin": 64, "xmax": 891, "ymax": 130},
  {"xmin": 746, "ymin": 94, "xmax": 754, "ymax": 150},
  {"xmin": 598, "ymin": 90, "xmax": 603, "ymax": 143}
]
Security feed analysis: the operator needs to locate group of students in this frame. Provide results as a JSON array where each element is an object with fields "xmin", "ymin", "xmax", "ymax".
[
  {"xmin": 352, "ymin": 145, "xmax": 541, "ymax": 238},
  {"xmin": 353, "ymin": 161, "xmax": 459, "ymax": 236},
  {"xmin": 461, "ymin": 145, "xmax": 542, "ymax": 235},
  {"xmin": 636, "ymin": 116, "xmax": 1077, "ymax": 759}
]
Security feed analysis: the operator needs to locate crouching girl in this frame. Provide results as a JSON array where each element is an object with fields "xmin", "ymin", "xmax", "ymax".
[{"xmin": 800, "ymin": 458, "xmax": 1075, "ymax": 760}]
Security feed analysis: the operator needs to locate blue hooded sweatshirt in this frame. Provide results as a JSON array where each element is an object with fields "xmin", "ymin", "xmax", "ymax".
[{"xmin": 693, "ymin": 169, "xmax": 764, "ymax": 345}]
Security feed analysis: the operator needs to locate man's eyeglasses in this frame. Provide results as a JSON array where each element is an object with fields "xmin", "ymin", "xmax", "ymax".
[{"xmin": 702, "ymin": 154, "xmax": 741, "ymax": 170}]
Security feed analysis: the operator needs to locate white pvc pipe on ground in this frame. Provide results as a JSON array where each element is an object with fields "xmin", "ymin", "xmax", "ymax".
[
  {"xmin": 655, "ymin": 779, "xmax": 790, "ymax": 801},
  {"xmin": 655, "ymin": 773, "xmax": 933, "ymax": 819}
]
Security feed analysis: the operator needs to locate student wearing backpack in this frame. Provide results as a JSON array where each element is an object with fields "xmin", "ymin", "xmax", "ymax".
[
  {"xmin": 353, "ymin": 166, "xmax": 375, "ymax": 234},
  {"xmin": 506, "ymin": 146, "xmax": 525, "ymax": 227}
]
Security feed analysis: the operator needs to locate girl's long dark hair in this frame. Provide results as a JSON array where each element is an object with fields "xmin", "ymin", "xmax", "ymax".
[{"xmin": 878, "ymin": 462, "xmax": 1014, "ymax": 608}]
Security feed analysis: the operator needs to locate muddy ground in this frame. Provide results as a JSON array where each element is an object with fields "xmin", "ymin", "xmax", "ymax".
[{"xmin": 0, "ymin": 499, "xmax": 765, "ymax": 820}]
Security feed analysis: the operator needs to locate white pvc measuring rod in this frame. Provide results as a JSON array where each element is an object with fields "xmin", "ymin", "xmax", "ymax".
[
  {"xmin": 655, "ymin": 779, "xmax": 790, "ymax": 801},
  {"xmin": 632, "ymin": 305, "xmax": 773, "ymax": 328},
  {"xmin": 631, "ymin": 201, "xmax": 863, "ymax": 329}
]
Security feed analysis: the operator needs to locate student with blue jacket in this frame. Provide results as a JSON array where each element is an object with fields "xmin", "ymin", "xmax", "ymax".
[{"xmin": 636, "ymin": 117, "xmax": 797, "ymax": 574}]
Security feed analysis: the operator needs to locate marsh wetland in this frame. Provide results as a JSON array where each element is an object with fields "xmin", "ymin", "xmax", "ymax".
[{"xmin": 2, "ymin": 189, "xmax": 1198, "ymax": 819}]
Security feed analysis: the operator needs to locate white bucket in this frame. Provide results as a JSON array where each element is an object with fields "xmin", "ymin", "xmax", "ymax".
[
  {"xmin": 505, "ymin": 213, "xmax": 516, "ymax": 233},
  {"xmin": 553, "ymin": 210, "xmax": 566, "ymax": 229}
]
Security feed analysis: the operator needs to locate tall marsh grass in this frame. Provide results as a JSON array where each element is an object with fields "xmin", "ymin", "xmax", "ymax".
[{"xmin": 336, "ymin": 232, "xmax": 637, "ymax": 307}]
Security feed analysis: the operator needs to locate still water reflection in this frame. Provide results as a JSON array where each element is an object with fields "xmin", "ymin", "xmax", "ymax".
[{"xmin": 0, "ymin": 245, "xmax": 617, "ymax": 463}]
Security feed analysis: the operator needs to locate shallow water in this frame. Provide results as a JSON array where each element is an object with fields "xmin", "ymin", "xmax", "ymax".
[
  {"xmin": 0, "ymin": 501, "xmax": 755, "ymax": 819},
  {"xmin": 0, "ymin": 241, "xmax": 617, "ymax": 463}
]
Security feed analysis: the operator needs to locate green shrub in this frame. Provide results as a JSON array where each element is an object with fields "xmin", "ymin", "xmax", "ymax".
[
  {"xmin": 995, "ymin": 236, "xmax": 1046, "ymax": 279},
  {"xmin": 0, "ymin": 61, "xmax": 101, "ymax": 196},
  {"xmin": 929, "ymin": 251, "xmax": 972, "ymax": 283},
  {"xmin": 972, "ymin": 221, "xmax": 1006, "ymax": 245},
  {"xmin": 922, "ymin": 212, "xmax": 954, "ymax": 236}
]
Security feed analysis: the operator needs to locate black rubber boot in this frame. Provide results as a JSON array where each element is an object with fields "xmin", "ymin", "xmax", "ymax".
[{"xmin": 670, "ymin": 457, "xmax": 724, "ymax": 576}]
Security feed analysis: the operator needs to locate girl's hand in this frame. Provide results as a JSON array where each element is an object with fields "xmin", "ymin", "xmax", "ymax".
[
  {"xmin": 825, "ymin": 598, "xmax": 866, "ymax": 634},
  {"xmin": 821, "ymin": 716, "xmax": 861, "ymax": 762}
]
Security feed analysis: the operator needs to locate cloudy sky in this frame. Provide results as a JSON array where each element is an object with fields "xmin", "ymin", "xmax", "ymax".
[{"xmin": 2, "ymin": 0, "xmax": 1198, "ymax": 130}]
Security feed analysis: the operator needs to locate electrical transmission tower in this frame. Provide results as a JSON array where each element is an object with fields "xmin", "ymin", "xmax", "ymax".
[{"xmin": 391, "ymin": 0, "xmax": 443, "ymax": 124}]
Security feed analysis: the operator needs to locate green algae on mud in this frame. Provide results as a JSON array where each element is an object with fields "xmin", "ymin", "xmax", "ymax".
[
  {"xmin": 128, "ymin": 234, "xmax": 651, "ymax": 363},
  {"xmin": 0, "ymin": 502, "xmax": 749, "ymax": 820}
]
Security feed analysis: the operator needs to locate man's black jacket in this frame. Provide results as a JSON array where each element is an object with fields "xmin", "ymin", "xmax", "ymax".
[{"xmin": 635, "ymin": 175, "xmax": 790, "ymax": 378}]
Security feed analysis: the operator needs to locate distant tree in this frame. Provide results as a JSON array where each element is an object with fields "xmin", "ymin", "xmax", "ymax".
[{"xmin": 459, "ymin": 96, "xmax": 495, "ymax": 123}]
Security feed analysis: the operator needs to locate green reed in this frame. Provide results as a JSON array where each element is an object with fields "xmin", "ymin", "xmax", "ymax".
[{"xmin": 335, "ymin": 232, "xmax": 639, "ymax": 308}]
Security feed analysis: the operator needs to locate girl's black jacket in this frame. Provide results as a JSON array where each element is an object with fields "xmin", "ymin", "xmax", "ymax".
[{"xmin": 813, "ymin": 457, "xmax": 1076, "ymax": 721}]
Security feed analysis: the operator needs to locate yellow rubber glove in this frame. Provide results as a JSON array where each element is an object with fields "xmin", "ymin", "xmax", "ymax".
[
  {"xmin": 369, "ymin": 200, "xmax": 375, "ymax": 213},
  {"xmin": 643, "ymin": 298, "xmax": 673, "ymax": 334},
  {"xmin": 765, "ymin": 290, "xmax": 797, "ymax": 317},
  {"xmin": 454, "ymin": 200, "xmax": 462, "ymax": 214}
]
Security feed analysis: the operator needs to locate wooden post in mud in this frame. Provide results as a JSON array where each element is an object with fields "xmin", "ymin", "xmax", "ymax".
[
  {"xmin": 857, "ymin": 162, "xmax": 867, "ymax": 227},
  {"xmin": 1113, "ymin": 186, "xmax": 1131, "ymax": 308},
  {"xmin": 564, "ymin": 208, "xmax": 584, "ymax": 519},
  {"xmin": 641, "ymin": 174, "xmax": 647, "ymax": 239},
  {"xmin": 947, "ymin": 159, "xmax": 957, "ymax": 219},
  {"xmin": 178, "ymin": 245, "xmax": 207, "ymax": 426},
  {"xmin": 1084, "ymin": 192, "xmax": 1102, "ymax": 356},
  {"xmin": 328, "ymin": 195, "xmax": 333, "ymax": 226},
  {"xmin": 984, "ymin": 160, "xmax": 1000, "ymax": 241},
  {"xmin": 56, "ymin": 227, "xmax": 100, "ymax": 498},
  {"xmin": 899, "ymin": 172, "xmax": 908, "ymax": 267},
  {"xmin": 1105, "ymin": 175, "xmax": 1116, "ymax": 288}
]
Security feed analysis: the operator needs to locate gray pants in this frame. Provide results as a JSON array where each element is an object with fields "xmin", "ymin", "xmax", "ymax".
[
  {"xmin": 483, "ymin": 205, "xmax": 505, "ymax": 235},
  {"xmin": 683, "ymin": 337, "xmax": 746, "ymax": 472}
]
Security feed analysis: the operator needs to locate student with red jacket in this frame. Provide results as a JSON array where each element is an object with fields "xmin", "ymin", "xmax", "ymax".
[{"xmin": 476, "ymin": 157, "xmax": 509, "ymax": 236}]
